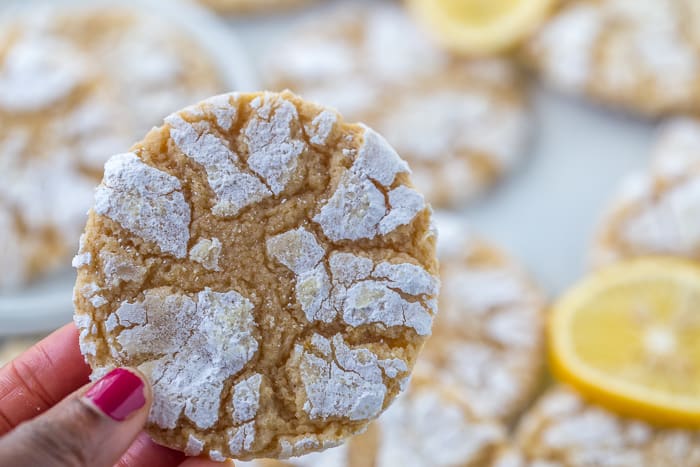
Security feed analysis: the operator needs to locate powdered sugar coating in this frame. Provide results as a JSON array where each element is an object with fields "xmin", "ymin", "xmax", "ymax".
[
  {"xmin": 245, "ymin": 95, "xmax": 306, "ymax": 195},
  {"xmin": 514, "ymin": 386, "xmax": 700, "ymax": 465},
  {"xmin": 268, "ymin": 226, "xmax": 437, "ymax": 334},
  {"xmin": 264, "ymin": 3, "xmax": 529, "ymax": 207},
  {"xmin": 353, "ymin": 127, "xmax": 409, "ymax": 187},
  {"xmin": 314, "ymin": 169, "xmax": 388, "ymax": 242},
  {"xmin": 651, "ymin": 118, "xmax": 700, "ymax": 177},
  {"xmin": 343, "ymin": 281, "xmax": 432, "ymax": 336},
  {"xmin": 185, "ymin": 94, "xmax": 238, "ymax": 132},
  {"xmin": 190, "ymin": 238, "xmax": 223, "ymax": 271},
  {"xmin": 314, "ymin": 127, "xmax": 419, "ymax": 242},
  {"xmin": 267, "ymin": 228, "xmax": 325, "ymax": 275},
  {"xmin": 379, "ymin": 187, "xmax": 426, "ymax": 235},
  {"xmin": 306, "ymin": 110, "xmax": 338, "ymax": 146},
  {"xmin": 277, "ymin": 437, "xmax": 345, "ymax": 462},
  {"xmin": 593, "ymin": 118, "xmax": 700, "ymax": 266},
  {"xmin": 292, "ymin": 334, "xmax": 409, "ymax": 421},
  {"xmin": 76, "ymin": 91, "xmax": 437, "ymax": 461},
  {"xmin": 419, "ymin": 237, "xmax": 545, "ymax": 421},
  {"xmin": 232, "ymin": 374, "xmax": 263, "ymax": 425},
  {"xmin": 0, "ymin": 34, "xmax": 90, "ymax": 112},
  {"xmin": 526, "ymin": 0, "xmax": 700, "ymax": 115},
  {"xmin": 228, "ymin": 422, "xmax": 257, "ymax": 456},
  {"xmin": 72, "ymin": 252, "xmax": 92, "ymax": 269},
  {"xmin": 281, "ymin": 444, "xmax": 349, "ymax": 467},
  {"xmin": 374, "ymin": 385, "xmax": 505, "ymax": 467},
  {"xmin": 185, "ymin": 435, "xmax": 206, "ymax": 457},
  {"xmin": 73, "ymin": 313, "xmax": 97, "ymax": 357},
  {"xmin": 104, "ymin": 288, "xmax": 259, "ymax": 434},
  {"xmin": 527, "ymin": 4, "xmax": 603, "ymax": 90},
  {"xmin": 94, "ymin": 153, "xmax": 191, "ymax": 258},
  {"xmin": 100, "ymin": 250, "xmax": 147, "ymax": 287},
  {"xmin": 371, "ymin": 261, "xmax": 439, "ymax": 298},
  {"xmin": 0, "ymin": 5, "xmax": 223, "ymax": 287},
  {"xmin": 166, "ymin": 114, "xmax": 272, "ymax": 217}
]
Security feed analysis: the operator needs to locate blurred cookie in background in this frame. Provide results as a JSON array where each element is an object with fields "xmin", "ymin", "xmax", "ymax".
[
  {"xmin": 263, "ymin": 3, "xmax": 531, "ymax": 208},
  {"xmin": 592, "ymin": 118, "xmax": 700, "ymax": 268},
  {"xmin": 258, "ymin": 231, "xmax": 545, "ymax": 467},
  {"xmin": 0, "ymin": 5, "xmax": 225, "ymax": 289},
  {"xmin": 198, "ymin": 0, "xmax": 319, "ymax": 15},
  {"xmin": 506, "ymin": 385, "xmax": 700, "ymax": 466},
  {"xmin": 524, "ymin": 0, "xmax": 700, "ymax": 117},
  {"xmin": 353, "ymin": 376, "xmax": 506, "ymax": 467},
  {"xmin": 418, "ymin": 234, "xmax": 547, "ymax": 424},
  {"xmin": 258, "ymin": 375, "xmax": 507, "ymax": 467}
]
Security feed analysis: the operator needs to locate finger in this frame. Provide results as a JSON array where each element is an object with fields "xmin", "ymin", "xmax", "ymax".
[
  {"xmin": 0, "ymin": 368, "xmax": 150, "ymax": 467},
  {"xmin": 180, "ymin": 458, "xmax": 235, "ymax": 467},
  {"xmin": 0, "ymin": 323, "xmax": 90, "ymax": 434},
  {"xmin": 116, "ymin": 432, "xmax": 185, "ymax": 467}
]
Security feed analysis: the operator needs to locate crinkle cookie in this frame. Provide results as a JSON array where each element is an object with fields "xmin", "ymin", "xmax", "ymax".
[
  {"xmin": 73, "ymin": 91, "xmax": 439, "ymax": 461},
  {"xmin": 524, "ymin": 0, "xmax": 700, "ymax": 116},
  {"xmin": 263, "ymin": 3, "xmax": 530, "ymax": 208},
  {"xmin": 417, "ymin": 236, "xmax": 546, "ymax": 423},
  {"xmin": 198, "ymin": 0, "xmax": 317, "ymax": 14},
  {"xmin": 506, "ymin": 386, "xmax": 700, "ymax": 466},
  {"xmin": 257, "ymin": 375, "xmax": 506, "ymax": 467},
  {"xmin": 592, "ymin": 118, "xmax": 700, "ymax": 267},
  {"xmin": 256, "ymin": 234, "xmax": 543, "ymax": 467},
  {"xmin": 0, "ymin": 5, "xmax": 223, "ymax": 289}
]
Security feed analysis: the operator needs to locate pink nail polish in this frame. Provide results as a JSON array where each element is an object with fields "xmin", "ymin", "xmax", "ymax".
[{"xmin": 84, "ymin": 368, "xmax": 146, "ymax": 421}]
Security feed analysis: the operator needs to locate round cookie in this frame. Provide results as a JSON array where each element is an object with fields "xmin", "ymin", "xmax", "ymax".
[
  {"xmin": 73, "ymin": 91, "xmax": 439, "ymax": 461},
  {"xmin": 592, "ymin": 118, "xmax": 700, "ymax": 268},
  {"xmin": 258, "ymin": 375, "xmax": 506, "ymax": 467},
  {"xmin": 263, "ymin": 3, "xmax": 531, "ymax": 208},
  {"xmin": 0, "ymin": 5, "xmax": 224, "ymax": 289},
  {"xmin": 198, "ymin": 0, "xmax": 318, "ymax": 14},
  {"xmin": 417, "ymin": 235, "xmax": 546, "ymax": 422},
  {"xmin": 508, "ymin": 385, "xmax": 700, "ymax": 466},
  {"xmin": 524, "ymin": 0, "xmax": 700, "ymax": 116}
]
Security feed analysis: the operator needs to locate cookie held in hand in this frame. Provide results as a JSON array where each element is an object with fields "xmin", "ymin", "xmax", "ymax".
[{"xmin": 73, "ymin": 91, "xmax": 439, "ymax": 461}]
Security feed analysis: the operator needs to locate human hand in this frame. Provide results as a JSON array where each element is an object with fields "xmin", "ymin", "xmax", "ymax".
[{"xmin": 0, "ymin": 324, "xmax": 233, "ymax": 467}]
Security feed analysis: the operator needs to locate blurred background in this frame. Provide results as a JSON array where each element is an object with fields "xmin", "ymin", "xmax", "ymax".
[{"xmin": 2, "ymin": 0, "xmax": 700, "ymax": 465}]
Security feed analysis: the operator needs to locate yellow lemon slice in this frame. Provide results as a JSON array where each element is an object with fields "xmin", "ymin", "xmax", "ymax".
[
  {"xmin": 405, "ymin": 0, "xmax": 555, "ymax": 56},
  {"xmin": 549, "ymin": 257, "xmax": 700, "ymax": 427}
]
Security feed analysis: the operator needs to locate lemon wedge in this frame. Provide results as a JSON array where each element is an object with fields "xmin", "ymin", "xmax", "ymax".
[
  {"xmin": 549, "ymin": 258, "xmax": 700, "ymax": 427},
  {"xmin": 405, "ymin": 0, "xmax": 555, "ymax": 56}
]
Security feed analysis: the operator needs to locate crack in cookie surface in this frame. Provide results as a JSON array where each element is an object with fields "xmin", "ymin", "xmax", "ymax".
[
  {"xmin": 74, "ymin": 91, "xmax": 438, "ymax": 461},
  {"xmin": 0, "ymin": 6, "xmax": 223, "ymax": 287}
]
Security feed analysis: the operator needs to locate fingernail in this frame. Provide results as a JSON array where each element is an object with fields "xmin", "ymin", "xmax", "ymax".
[{"xmin": 84, "ymin": 368, "xmax": 146, "ymax": 421}]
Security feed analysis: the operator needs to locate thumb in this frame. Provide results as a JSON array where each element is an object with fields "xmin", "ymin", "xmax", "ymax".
[{"xmin": 0, "ymin": 368, "xmax": 151, "ymax": 467}]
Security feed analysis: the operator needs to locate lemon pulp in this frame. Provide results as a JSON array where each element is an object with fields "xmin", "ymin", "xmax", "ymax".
[{"xmin": 550, "ymin": 258, "xmax": 700, "ymax": 426}]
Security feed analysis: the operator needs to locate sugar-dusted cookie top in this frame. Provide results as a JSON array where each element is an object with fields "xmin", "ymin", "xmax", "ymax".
[
  {"xmin": 0, "ymin": 5, "xmax": 223, "ymax": 289},
  {"xmin": 509, "ymin": 386, "xmax": 700, "ymax": 466},
  {"xmin": 592, "ymin": 118, "xmax": 700, "ymax": 268},
  {"xmin": 418, "ymin": 235, "xmax": 546, "ymax": 423},
  {"xmin": 73, "ymin": 91, "xmax": 439, "ymax": 461},
  {"xmin": 263, "ymin": 3, "xmax": 530, "ymax": 208},
  {"xmin": 259, "ymin": 375, "xmax": 506, "ymax": 467},
  {"xmin": 257, "ymin": 231, "xmax": 545, "ymax": 467},
  {"xmin": 524, "ymin": 0, "xmax": 700, "ymax": 116}
]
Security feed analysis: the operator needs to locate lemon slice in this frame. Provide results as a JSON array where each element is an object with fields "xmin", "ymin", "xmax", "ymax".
[
  {"xmin": 550, "ymin": 258, "xmax": 700, "ymax": 427},
  {"xmin": 405, "ymin": 0, "xmax": 555, "ymax": 56}
]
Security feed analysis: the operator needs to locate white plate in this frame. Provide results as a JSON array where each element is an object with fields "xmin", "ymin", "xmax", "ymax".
[{"xmin": 0, "ymin": 0, "xmax": 258, "ymax": 336}]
